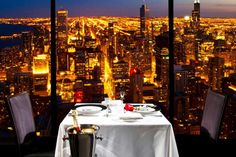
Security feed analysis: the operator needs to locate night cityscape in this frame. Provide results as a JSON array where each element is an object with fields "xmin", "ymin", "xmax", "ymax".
[{"xmin": 0, "ymin": 0, "xmax": 236, "ymax": 142}]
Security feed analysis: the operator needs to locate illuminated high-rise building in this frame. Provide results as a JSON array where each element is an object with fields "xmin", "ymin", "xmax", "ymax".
[
  {"xmin": 22, "ymin": 31, "xmax": 32, "ymax": 53},
  {"xmin": 140, "ymin": 4, "xmax": 148, "ymax": 37},
  {"xmin": 192, "ymin": 0, "xmax": 200, "ymax": 29},
  {"xmin": 32, "ymin": 54, "xmax": 50, "ymax": 96},
  {"xmin": 174, "ymin": 65, "xmax": 196, "ymax": 119},
  {"xmin": 112, "ymin": 60, "xmax": 129, "ymax": 80},
  {"xmin": 108, "ymin": 45, "xmax": 115, "ymax": 67},
  {"xmin": 108, "ymin": 22, "xmax": 115, "ymax": 46},
  {"xmin": 74, "ymin": 80, "xmax": 84, "ymax": 103},
  {"xmin": 208, "ymin": 57, "xmax": 224, "ymax": 92},
  {"xmin": 60, "ymin": 78, "xmax": 74, "ymax": 103},
  {"xmin": 129, "ymin": 68, "xmax": 143, "ymax": 103},
  {"xmin": 75, "ymin": 51, "xmax": 86, "ymax": 80},
  {"xmin": 14, "ymin": 72, "xmax": 33, "ymax": 93},
  {"xmin": 68, "ymin": 46, "xmax": 76, "ymax": 72},
  {"xmin": 214, "ymin": 38, "xmax": 227, "ymax": 53},
  {"xmin": 155, "ymin": 33, "xmax": 169, "ymax": 82},
  {"xmin": 112, "ymin": 60, "xmax": 129, "ymax": 99},
  {"xmin": 175, "ymin": 42, "xmax": 186, "ymax": 64},
  {"xmin": 129, "ymin": 37, "xmax": 151, "ymax": 80},
  {"xmin": 22, "ymin": 31, "xmax": 33, "ymax": 71},
  {"xmin": 57, "ymin": 48, "xmax": 69, "ymax": 72},
  {"xmin": 85, "ymin": 49, "xmax": 102, "ymax": 80},
  {"xmin": 155, "ymin": 33, "xmax": 169, "ymax": 104},
  {"xmin": 183, "ymin": 34, "xmax": 196, "ymax": 63},
  {"xmin": 57, "ymin": 9, "xmax": 68, "ymax": 47},
  {"xmin": 57, "ymin": 9, "xmax": 69, "ymax": 72},
  {"xmin": 84, "ymin": 36, "xmax": 97, "ymax": 49}
]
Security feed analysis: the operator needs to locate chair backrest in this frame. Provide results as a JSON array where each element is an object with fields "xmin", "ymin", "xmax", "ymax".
[
  {"xmin": 8, "ymin": 91, "xmax": 36, "ymax": 144},
  {"xmin": 200, "ymin": 89, "xmax": 227, "ymax": 142}
]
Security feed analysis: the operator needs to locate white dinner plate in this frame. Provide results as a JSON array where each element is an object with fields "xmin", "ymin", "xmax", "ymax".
[{"xmin": 76, "ymin": 106, "xmax": 103, "ymax": 115}]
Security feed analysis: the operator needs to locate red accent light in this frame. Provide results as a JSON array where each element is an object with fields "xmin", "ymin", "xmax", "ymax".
[
  {"xmin": 74, "ymin": 91, "xmax": 84, "ymax": 103},
  {"xmin": 130, "ymin": 68, "xmax": 141, "ymax": 76}
]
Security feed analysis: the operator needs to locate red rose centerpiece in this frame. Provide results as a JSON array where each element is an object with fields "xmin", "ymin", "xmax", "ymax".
[{"xmin": 124, "ymin": 103, "xmax": 134, "ymax": 111}]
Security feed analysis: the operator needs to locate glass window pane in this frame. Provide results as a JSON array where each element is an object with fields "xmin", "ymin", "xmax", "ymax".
[
  {"xmin": 56, "ymin": 0, "xmax": 170, "ymax": 116},
  {"xmin": 174, "ymin": 0, "xmax": 236, "ymax": 139},
  {"xmin": 0, "ymin": 1, "xmax": 50, "ymax": 131}
]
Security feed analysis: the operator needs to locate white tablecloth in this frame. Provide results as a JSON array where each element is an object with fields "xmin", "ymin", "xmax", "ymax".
[{"xmin": 55, "ymin": 102, "xmax": 179, "ymax": 157}]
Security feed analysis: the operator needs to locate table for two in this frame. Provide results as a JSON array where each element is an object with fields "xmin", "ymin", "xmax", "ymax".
[{"xmin": 55, "ymin": 101, "xmax": 179, "ymax": 157}]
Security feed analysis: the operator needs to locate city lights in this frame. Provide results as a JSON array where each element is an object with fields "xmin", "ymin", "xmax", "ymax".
[{"xmin": 0, "ymin": 0, "xmax": 236, "ymax": 139}]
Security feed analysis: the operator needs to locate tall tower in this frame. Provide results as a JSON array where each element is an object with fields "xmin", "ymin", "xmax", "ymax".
[
  {"xmin": 57, "ymin": 9, "xmax": 69, "ymax": 72},
  {"xmin": 140, "ymin": 2, "xmax": 151, "ymax": 79},
  {"xmin": 208, "ymin": 57, "xmax": 224, "ymax": 92},
  {"xmin": 108, "ymin": 22, "xmax": 114, "ymax": 45},
  {"xmin": 22, "ymin": 31, "xmax": 33, "ymax": 71},
  {"xmin": 155, "ymin": 33, "xmax": 169, "ymax": 106},
  {"xmin": 192, "ymin": 0, "xmax": 200, "ymax": 29},
  {"xmin": 57, "ymin": 9, "xmax": 68, "ymax": 47},
  {"xmin": 140, "ymin": 3, "xmax": 148, "ymax": 37}
]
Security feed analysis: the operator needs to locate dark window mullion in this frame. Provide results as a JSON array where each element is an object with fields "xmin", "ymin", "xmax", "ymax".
[
  {"xmin": 50, "ymin": 0, "xmax": 57, "ymax": 136},
  {"xmin": 168, "ymin": 0, "xmax": 174, "ymax": 124}
]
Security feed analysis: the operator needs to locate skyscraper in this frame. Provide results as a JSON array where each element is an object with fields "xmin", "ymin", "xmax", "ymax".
[
  {"xmin": 140, "ymin": 4, "xmax": 148, "ymax": 37},
  {"xmin": 14, "ymin": 72, "xmax": 33, "ymax": 93},
  {"xmin": 129, "ymin": 68, "xmax": 143, "ymax": 103},
  {"xmin": 155, "ymin": 33, "xmax": 169, "ymax": 106},
  {"xmin": 208, "ymin": 57, "xmax": 224, "ymax": 92},
  {"xmin": 108, "ymin": 22, "xmax": 115, "ymax": 46},
  {"xmin": 57, "ymin": 9, "xmax": 68, "ymax": 47},
  {"xmin": 32, "ymin": 54, "xmax": 50, "ymax": 96},
  {"xmin": 112, "ymin": 60, "xmax": 129, "ymax": 99},
  {"xmin": 57, "ymin": 9, "xmax": 69, "ymax": 72},
  {"xmin": 192, "ymin": 0, "xmax": 200, "ymax": 29},
  {"xmin": 75, "ymin": 51, "xmax": 86, "ymax": 80},
  {"xmin": 22, "ymin": 31, "xmax": 33, "ymax": 71}
]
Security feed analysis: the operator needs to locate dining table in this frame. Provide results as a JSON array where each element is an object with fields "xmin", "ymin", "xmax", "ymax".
[{"xmin": 54, "ymin": 100, "xmax": 179, "ymax": 157}]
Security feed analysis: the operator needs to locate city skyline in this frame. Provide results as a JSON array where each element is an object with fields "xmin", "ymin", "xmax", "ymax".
[
  {"xmin": 0, "ymin": 0, "xmax": 236, "ymax": 18},
  {"xmin": 0, "ymin": 0, "xmax": 236, "ymax": 139}
]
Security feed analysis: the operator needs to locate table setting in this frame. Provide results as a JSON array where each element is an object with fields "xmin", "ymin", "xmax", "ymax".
[{"xmin": 54, "ymin": 99, "xmax": 179, "ymax": 157}]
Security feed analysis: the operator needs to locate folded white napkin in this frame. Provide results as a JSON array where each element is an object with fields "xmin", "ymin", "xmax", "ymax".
[
  {"xmin": 101, "ymin": 100, "xmax": 123, "ymax": 106},
  {"xmin": 119, "ymin": 112, "xmax": 143, "ymax": 120}
]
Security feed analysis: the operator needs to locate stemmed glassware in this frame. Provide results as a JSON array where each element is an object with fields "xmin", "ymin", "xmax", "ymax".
[
  {"xmin": 120, "ymin": 90, "xmax": 126, "ymax": 113},
  {"xmin": 120, "ymin": 90, "xmax": 125, "ymax": 102},
  {"xmin": 104, "ymin": 97, "xmax": 111, "ymax": 117}
]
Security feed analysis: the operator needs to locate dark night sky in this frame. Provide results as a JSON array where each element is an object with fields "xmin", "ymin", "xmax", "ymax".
[{"xmin": 0, "ymin": 0, "xmax": 235, "ymax": 18}]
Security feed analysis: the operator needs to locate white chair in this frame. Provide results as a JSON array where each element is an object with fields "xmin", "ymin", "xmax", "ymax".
[
  {"xmin": 176, "ymin": 88, "xmax": 227, "ymax": 156},
  {"xmin": 8, "ymin": 91, "xmax": 55, "ymax": 157}
]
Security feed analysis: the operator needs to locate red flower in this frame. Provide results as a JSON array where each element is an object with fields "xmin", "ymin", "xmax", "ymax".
[{"xmin": 124, "ymin": 103, "xmax": 134, "ymax": 111}]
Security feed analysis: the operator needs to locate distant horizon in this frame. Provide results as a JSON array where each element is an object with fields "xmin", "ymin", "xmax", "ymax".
[
  {"xmin": 1, "ymin": 16, "xmax": 236, "ymax": 19},
  {"xmin": 0, "ymin": 0, "xmax": 236, "ymax": 18}
]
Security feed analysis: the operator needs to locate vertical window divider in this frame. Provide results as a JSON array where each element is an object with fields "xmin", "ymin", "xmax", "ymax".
[
  {"xmin": 50, "ymin": 0, "xmax": 58, "ymax": 136},
  {"xmin": 168, "ymin": 0, "xmax": 175, "ymax": 124}
]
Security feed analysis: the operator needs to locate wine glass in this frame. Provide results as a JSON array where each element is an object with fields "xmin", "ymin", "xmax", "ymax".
[
  {"xmin": 104, "ymin": 97, "xmax": 111, "ymax": 117},
  {"xmin": 120, "ymin": 90, "xmax": 125, "ymax": 102},
  {"xmin": 120, "ymin": 90, "xmax": 126, "ymax": 113}
]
